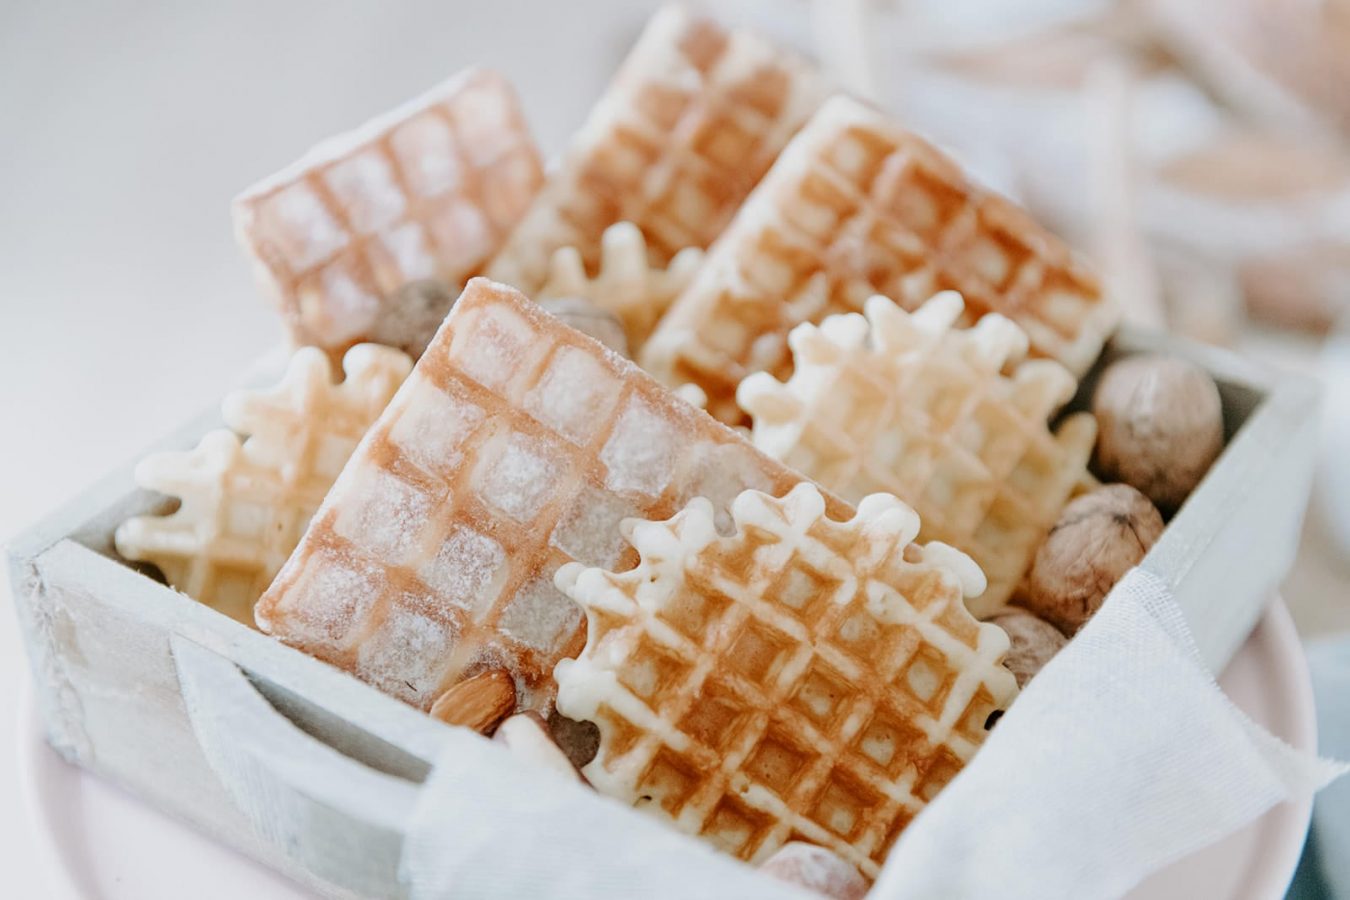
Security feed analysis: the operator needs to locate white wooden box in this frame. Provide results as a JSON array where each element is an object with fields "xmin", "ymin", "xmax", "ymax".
[{"xmin": 6, "ymin": 326, "xmax": 1320, "ymax": 898}]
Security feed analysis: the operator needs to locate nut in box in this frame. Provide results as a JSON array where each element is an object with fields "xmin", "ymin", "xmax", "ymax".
[{"xmin": 6, "ymin": 5, "xmax": 1323, "ymax": 898}]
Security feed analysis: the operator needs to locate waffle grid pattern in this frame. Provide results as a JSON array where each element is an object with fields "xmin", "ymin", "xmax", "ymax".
[
  {"xmin": 555, "ymin": 484, "xmax": 1017, "ymax": 877},
  {"xmin": 114, "ymin": 345, "xmax": 411, "ymax": 625},
  {"xmin": 486, "ymin": 4, "xmax": 824, "ymax": 293},
  {"xmin": 255, "ymin": 279, "xmax": 848, "ymax": 714},
  {"xmin": 738, "ymin": 292, "xmax": 1097, "ymax": 616},
  {"xmin": 234, "ymin": 69, "xmax": 542, "ymax": 354},
  {"xmin": 643, "ymin": 95, "xmax": 1118, "ymax": 423}
]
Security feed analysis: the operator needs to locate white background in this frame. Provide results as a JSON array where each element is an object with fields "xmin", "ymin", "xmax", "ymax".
[{"xmin": 2, "ymin": 1, "xmax": 1347, "ymax": 896}]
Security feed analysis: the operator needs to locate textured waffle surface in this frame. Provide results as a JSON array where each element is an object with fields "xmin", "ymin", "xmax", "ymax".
[
  {"xmin": 234, "ymin": 69, "xmax": 543, "ymax": 355},
  {"xmin": 643, "ymin": 95, "xmax": 1118, "ymax": 423},
  {"xmin": 738, "ymin": 292, "xmax": 1096, "ymax": 616},
  {"xmin": 537, "ymin": 221, "xmax": 703, "ymax": 354},
  {"xmin": 114, "ymin": 345, "xmax": 412, "ymax": 625},
  {"xmin": 486, "ymin": 5, "xmax": 824, "ymax": 294},
  {"xmin": 554, "ymin": 483, "xmax": 1017, "ymax": 877},
  {"xmin": 255, "ymin": 278, "xmax": 850, "ymax": 714}
]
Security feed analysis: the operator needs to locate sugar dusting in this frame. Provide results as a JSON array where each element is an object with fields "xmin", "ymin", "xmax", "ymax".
[
  {"xmin": 499, "ymin": 577, "xmax": 583, "ymax": 652},
  {"xmin": 600, "ymin": 394, "xmax": 677, "ymax": 497},
  {"xmin": 356, "ymin": 606, "xmax": 455, "ymax": 706},
  {"xmin": 420, "ymin": 525, "xmax": 507, "ymax": 621}
]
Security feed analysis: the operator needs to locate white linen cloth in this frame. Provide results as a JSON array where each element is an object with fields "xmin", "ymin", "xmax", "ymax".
[{"xmin": 402, "ymin": 568, "xmax": 1346, "ymax": 899}]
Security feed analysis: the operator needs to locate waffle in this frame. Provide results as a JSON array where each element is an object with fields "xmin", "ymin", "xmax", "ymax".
[
  {"xmin": 254, "ymin": 278, "xmax": 850, "ymax": 715},
  {"xmin": 737, "ymin": 292, "xmax": 1096, "ymax": 617},
  {"xmin": 485, "ymin": 5, "xmax": 824, "ymax": 295},
  {"xmin": 553, "ymin": 483, "xmax": 1018, "ymax": 877},
  {"xmin": 115, "ymin": 345, "xmax": 412, "ymax": 625},
  {"xmin": 643, "ymin": 95, "xmax": 1118, "ymax": 423},
  {"xmin": 537, "ymin": 221, "xmax": 704, "ymax": 354},
  {"xmin": 234, "ymin": 69, "xmax": 543, "ymax": 357}
]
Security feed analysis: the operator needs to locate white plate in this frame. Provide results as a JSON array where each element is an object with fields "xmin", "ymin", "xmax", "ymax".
[{"xmin": 18, "ymin": 600, "xmax": 1315, "ymax": 900}]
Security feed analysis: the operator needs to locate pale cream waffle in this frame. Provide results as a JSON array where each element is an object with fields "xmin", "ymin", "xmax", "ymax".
[
  {"xmin": 737, "ymin": 292, "xmax": 1096, "ymax": 617},
  {"xmin": 114, "ymin": 345, "xmax": 412, "ymax": 625},
  {"xmin": 553, "ymin": 483, "xmax": 1017, "ymax": 877},
  {"xmin": 254, "ymin": 278, "xmax": 850, "ymax": 715},
  {"xmin": 643, "ymin": 94, "xmax": 1118, "ymax": 424},
  {"xmin": 486, "ymin": 5, "xmax": 824, "ymax": 295},
  {"xmin": 234, "ymin": 69, "xmax": 543, "ymax": 357},
  {"xmin": 537, "ymin": 221, "xmax": 703, "ymax": 354}
]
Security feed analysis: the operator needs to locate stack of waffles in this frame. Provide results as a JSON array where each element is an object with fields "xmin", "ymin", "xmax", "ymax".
[{"xmin": 117, "ymin": 2, "xmax": 1129, "ymax": 879}]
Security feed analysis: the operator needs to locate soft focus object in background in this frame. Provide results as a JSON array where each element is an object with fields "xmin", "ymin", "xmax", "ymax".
[
  {"xmin": 487, "ymin": 4, "xmax": 825, "ymax": 292},
  {"xmin": 537, "ymin": 221, "xmax": 704, "ymax": 354},
  {"xmin": 536, "ymin": 297, "xmax": 631, "ymax": 358}
]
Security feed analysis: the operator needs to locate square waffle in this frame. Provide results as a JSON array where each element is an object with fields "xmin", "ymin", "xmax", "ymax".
[
  {"xmin": 737, "ymin": 292, "xmax": 1097, "ymax": 616},
  {"xmin": 115, "ymin": 345, "xmax": 412, "ymax": 625},
  {"xmin": 486, "ymin": 4, "xmax": 825, "ymax": 294},
  {"xmin": 254, "ymin": 278, "xmax": 850, "ymax": 715},
  {"xmin": 554, "ymin": 483, "xmax": 1018, "ymax": 877},
  {"xmin": 643, "ymin": 94, "xmax": 1119, "ymax": 423},
  {"xmin": 234, "ymin": 69, "xmax": 543, "ymax": 357}
]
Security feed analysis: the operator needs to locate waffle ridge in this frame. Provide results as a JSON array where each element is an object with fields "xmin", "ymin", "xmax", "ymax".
[
  {"xmin": 234, "ymin": 69, "xmax": 543, "ymax": 356},
  {"xmin": 114, "ymin": 345, "xmax": 412, "ymax": 624},
  {"xmin": 487, "ymin": 5, "xmax": 825, "ymax": 294},
  {"xmin": 554, "ymin": 482, "xmax": 1018, "ymax": 877},
  {"xmin": 643, "ymin": 94, "xmax": 1118, "ymax": 423},
  {"xmin": 255, "ymin": 278, "xmax": 850, "ymax": 715}
]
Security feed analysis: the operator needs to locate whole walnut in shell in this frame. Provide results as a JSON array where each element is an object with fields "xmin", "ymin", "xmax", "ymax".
[
  {"xmin": 1024, "ymin": 484, "xmax": 1164, "ymax": 635},
  {"xmin": 1092, "ymin": 354, "xmax": 1224, "ymax": 513},
  {"xmin": 985, "ymin": 607, "xmax": 1068, "ymax": 687}
]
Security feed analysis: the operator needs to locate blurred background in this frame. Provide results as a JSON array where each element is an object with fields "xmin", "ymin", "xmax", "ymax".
[{"xmin": 1, "ymin": 0, "xmax": 1347, "ymax": 896}]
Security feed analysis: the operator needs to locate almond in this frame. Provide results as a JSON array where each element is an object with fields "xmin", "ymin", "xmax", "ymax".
[{"xmin": 429, "ymin": 669, "xmax": 516, "ymax": 733}]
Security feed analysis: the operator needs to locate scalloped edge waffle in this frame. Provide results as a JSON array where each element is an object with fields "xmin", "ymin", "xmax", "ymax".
[
  {"xmin": 737, "ymin": 292, "xmax": 1096, "ymax": 617},
  {"xmin": 114, "ymin": 344, "xmax": 412, "ymax": 625},
  {"xmin": 234, "ymin": 69, "xmax": 543, "ymax": 357},
  {"xmin": 486, "ymin": 4, "xmax": 825, "ymax": 294},
  {"xmin": 255, "ymin": 278, "xmax": 851, "ymax": 715},
  {"xmin": 538, "ymin": 221, "xmax": 704, "ymax": 354},
  {"xmin": 554, "ymin": 482, "xmax": 1017, "ymax": 877},
  {"xmin": 643, "ymin": 94, "xmax": 1118, "ymax": 424}
]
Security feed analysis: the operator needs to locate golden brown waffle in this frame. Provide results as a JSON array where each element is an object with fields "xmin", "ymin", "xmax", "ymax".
[
  {"xmin": 255, "ymin": 278, "xmax": 850, "ymax": 714},
  {"xmin": 537, "ymin": 221, "xmax": 703, "ymax": 354},
  {"xmin": 486, "ymin": 5, "xmax": 824, "ymax": 294},
  {"xmin": 643, "ymin": 95, "xmax": 1118, "ymax": 423},
  {"xmin": 554, "ymin": 483, "xmax": 1017, "ymax": 877},
  {"xmin": 114, "ymin": 345, "xmax": 412, "ymax": 625},
  {"xmin": 234, "ymin": 69, "xmax": 543, "ymax": 357},
  {"xmin": 737, "ymin": 292, "xmax": 1096, "ymax": 617}
]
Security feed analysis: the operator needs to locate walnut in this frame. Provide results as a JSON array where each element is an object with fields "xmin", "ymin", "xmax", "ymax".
[
  {"xmin": 985, "ymin": 607, "xmax": 1067, "ymax": 687},
  {"xmin": 1024, "ymin": 484, "xmax": 1164, "ymax": 634},
  {"xmin": 537, "ymin": 297, "xmax": 630, "ymax": 358},
  {"xmin": 1092, "ymin": 354, "xmax": 1225, "ymax": 513},
  {"xmin": 367, "ymin": 278, "xmax": 457, "ymax": 357}
]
